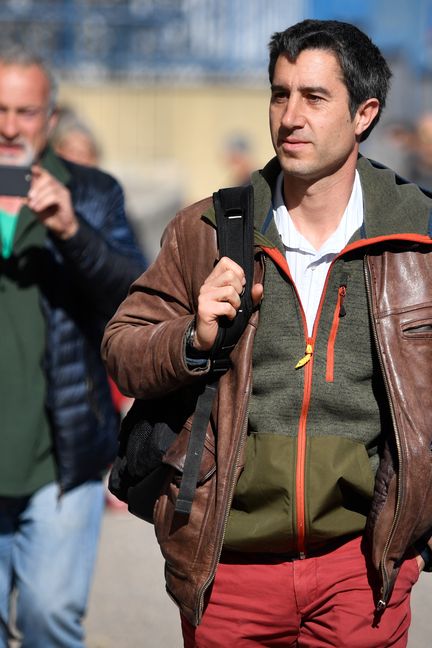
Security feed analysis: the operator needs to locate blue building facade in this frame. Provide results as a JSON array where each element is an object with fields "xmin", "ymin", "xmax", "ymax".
[
  {"xmin": 0, "ymin": 0, "xmax": 303, "ymax": 81},
  {"xmin": 310, "ymin": 0, "xmax": 432, "ymax": 75},
  {"xmin": 0, "ymin": 0, "xmax": 430, "ymax": 82}
]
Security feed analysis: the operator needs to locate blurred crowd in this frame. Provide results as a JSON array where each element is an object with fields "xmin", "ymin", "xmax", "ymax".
[{"xmin": 385, "ymin": 112, "xmax": 432, "ymax": 191}]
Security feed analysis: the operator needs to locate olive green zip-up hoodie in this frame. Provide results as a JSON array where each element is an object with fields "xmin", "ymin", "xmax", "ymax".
[{"xmin": 224, "ymin": 208, "xmax": 384, "ymax": 555}]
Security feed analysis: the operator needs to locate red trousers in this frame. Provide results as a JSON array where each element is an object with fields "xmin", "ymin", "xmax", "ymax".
[{"xmin": 181, "ymin": 536, "xmax": 420, "ymax": 647}]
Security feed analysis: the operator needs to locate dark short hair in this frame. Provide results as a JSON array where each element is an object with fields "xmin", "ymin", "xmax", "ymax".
[{"xmin": 268, "ymin": 19, "xmax": 392, "ymax": 141}]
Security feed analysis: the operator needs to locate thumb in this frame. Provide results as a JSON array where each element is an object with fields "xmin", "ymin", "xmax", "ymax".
[
  {"xmin": 31, "ymin": 164, "xmax": 42, "ymax": 178},
  {"xmin": 251, "ymin": 283, "xmax": 264, "ymax": 307}
]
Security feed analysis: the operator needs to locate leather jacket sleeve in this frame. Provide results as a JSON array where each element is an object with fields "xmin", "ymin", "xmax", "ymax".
[
  {"xmin": 102, "ymin": 198, "xmax": 215, "ymax": 399},
  {"xmin": 53, "ymin": 170, "xmax": 146, "ymax": 321}
]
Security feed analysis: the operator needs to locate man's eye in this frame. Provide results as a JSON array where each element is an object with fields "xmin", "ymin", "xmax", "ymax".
[
  {"xmin": 19, "ymin": 109, "xmax": 41, "ymax": 118},
  {"xmin": 307, "ymin": 95, "xmax": 323, "ymax": 104},
  {"xmin": 272, "ymin": 92, "xmax": 288, "ymax": 103}
]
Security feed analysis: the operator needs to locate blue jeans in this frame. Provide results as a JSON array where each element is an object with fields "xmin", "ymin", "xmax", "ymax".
[{"xmin": 0, "ymin": 480, "xmax": 105, "ymax": 648}]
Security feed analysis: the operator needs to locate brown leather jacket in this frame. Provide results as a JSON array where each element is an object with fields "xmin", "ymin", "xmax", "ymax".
[{"xmin": 102, "ymin": 157, "xmax": 432, "ymax": 625}]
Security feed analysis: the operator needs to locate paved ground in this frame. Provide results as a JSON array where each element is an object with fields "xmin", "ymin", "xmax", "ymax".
[
  {"xmin": 84, "ymin": 509, "xmax": 432, "ymax": 648},
  {"xmin": 84, "ymin": 509, "xmax": 181, "ymax": 648}
]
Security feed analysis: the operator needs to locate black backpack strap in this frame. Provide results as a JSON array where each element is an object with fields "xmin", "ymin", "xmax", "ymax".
[
  {"xmin": 175, "ymin": 378, "xmax": 218, "ymax": 515},
  {"xmin": 175, "ymin": 184, "xmax": 255, "ymax": 516},
  {"xmin": 211, "ymin": 184, "xmax": 255, "ymax": 372}
]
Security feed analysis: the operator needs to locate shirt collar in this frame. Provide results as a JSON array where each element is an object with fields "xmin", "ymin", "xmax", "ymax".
[{"xmin": 273, "ymin": 170, "xmax": 364, "ymax": 257}]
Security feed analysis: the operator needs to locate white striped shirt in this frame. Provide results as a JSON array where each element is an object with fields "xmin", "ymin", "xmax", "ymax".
[{"xmin": 273, "ymin": 171, "xmax": 364, "ymax": 336}]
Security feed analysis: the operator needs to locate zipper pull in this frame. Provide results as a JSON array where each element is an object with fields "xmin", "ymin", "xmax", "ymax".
[
  {"xmin": 295, "ymin": 339, "xmax": 313, "ymax": 369},
  {"xmin": 339, "ymin": 273, "xmax": 349, "ymax": 317},
  {"xmin": 339, "ymin": 285, "xmax": 347, "ymax": 317}
]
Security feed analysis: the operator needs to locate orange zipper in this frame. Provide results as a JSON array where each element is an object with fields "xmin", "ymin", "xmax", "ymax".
[
  {"xmin": 295, "ymin": 351, "xmax": 314, "ymax": 555},
  {"xmin": 262, "ymin": 245, "xmax": 324, "ymax": 555},
  {"xmin": 326, "ymin": 284, "xmax": 347, "ymax": 382}
]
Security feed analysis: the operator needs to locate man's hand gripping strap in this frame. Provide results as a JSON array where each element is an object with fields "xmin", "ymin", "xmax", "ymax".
[
  {"xmin": 210, "ymin": 184, "xmax": 255, "ymax": 372},
  {"xmin": 174, "ymin": 184, "xmax": 255, "ymax": 515}
]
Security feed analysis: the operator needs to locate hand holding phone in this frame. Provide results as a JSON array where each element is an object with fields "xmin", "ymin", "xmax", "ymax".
[{"xmin": 28, "ymin": 166, "xmax": 78, "ymax": 240}]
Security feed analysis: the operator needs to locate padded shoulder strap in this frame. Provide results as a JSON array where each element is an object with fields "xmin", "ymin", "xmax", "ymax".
[{"xmin": 211, "ymin": 184, "xmax": 255, "ymax": 370}]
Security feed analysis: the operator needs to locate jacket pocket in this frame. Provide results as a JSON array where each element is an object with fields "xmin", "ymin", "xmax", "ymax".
[
  {"xmin": 162, "ymin": 416, "xmax": 216, "ymax": 485},
  {"xmin": 402, "ymin": 318, "xmax": 432, "ymax": 338},
  {"xmin": 153, "ymin": 418, "xmax": 217, "ymax": 567}
]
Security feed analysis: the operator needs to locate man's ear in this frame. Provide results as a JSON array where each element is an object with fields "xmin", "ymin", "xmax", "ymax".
[{"xmin": 354, "ymin": 98, "xmax": 380, "ymax": 138}]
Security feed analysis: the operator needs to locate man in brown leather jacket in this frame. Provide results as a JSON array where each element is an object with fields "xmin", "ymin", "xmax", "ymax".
[{"xmin": 102, "ymin": 19, "xmax": 432, "ymax": 648}]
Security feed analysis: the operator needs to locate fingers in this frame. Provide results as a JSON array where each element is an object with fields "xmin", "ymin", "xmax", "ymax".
[
  {"xmin": 28, "ymin": 167, "xmax": 66, "ymax": 212},
  {"xmin": 200, "ymin": 257, "xmax": 246, "ymax": 319},
  {"xmin": 27, "ymin": 167, "xmax": 78, "ymax": 239},
  {"xmin": 193, "ymin": 257, "xmax": 245, "ymax": 351},
  {"xmin": 204, "ymin": 256, "xmax": 245, "ymax": 292},
  {"xmin": 204, "ymin": 259, "xmax": 263, "ymax": 311},
  {"xmin": 197, "ymin": 285, "xmax": 241, "ymax": 324},
  {"xmin": 193, "ymin": 257, "xmax": 264, "ymax": 353}
]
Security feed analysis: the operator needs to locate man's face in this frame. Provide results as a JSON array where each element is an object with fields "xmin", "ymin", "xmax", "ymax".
[
  {"xmin": 0, "ymin": 63, "xmax": 54, "ymax": 166},
  {"xmin": 269, "ymin": 49, "xmax": 365, "ymax": 183}
]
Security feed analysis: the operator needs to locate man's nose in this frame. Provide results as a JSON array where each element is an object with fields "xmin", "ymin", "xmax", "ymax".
[
  {"xmin": 0, "ymin": 113, "xmax": 19, "ymax": 139},
  {"xmin": 281, "ymin": 96, "xmax": 305, "ymax": 130}
]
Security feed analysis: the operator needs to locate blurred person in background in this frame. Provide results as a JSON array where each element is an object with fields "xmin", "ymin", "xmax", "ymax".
[
  {"xmin": 50, "ymin": 104, "xmax": 135, "ymax": 514},
  {"xmin": 103, "ymin": 19, "xmax": 432, "ymax": 647},
  {"xmin": 0, "ymin": 47, "xmax": 145, "ymax": 647},
  {"xmin": 409, "ymin": 113, "xmax": 432, "ymax": 190},
  {"xmin": 222, "ymin": 132, "xmax": 256, "ymax": 186},
  {"xmin": 50, "ymin": 104, "xmax": 101, "ymax": 168},
  {"xmin": 383, "ymin": 114, "xmax": 432, "ymax": 191},
  {"xmin": 50, "ymin": 104, "xmax": 136, "ymax": 423}
]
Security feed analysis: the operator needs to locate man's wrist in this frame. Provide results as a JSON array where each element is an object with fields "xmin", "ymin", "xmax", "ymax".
[
  {"xmin": 57, "ymin": 218, "xmax": 79, "ymax": 240},
  {"xmin": 184, "ymin": 321, "xmax": 209, "ymax": 367},
  {"xmin": 185, "ymin": 320, "xmax": 197, "ymax": 350}
]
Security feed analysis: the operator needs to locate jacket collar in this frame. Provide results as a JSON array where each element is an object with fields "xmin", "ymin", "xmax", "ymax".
[
  {"xmin": 255, "ymin": 155, "xmax": 432, "ymax": 245},
  {"xmin": 357, "ymin": 155, "xmax": 432, "ymax": 238},
  {"xmin": 39, "ymin": 146, "xmax": 72, "ymax": 187},
  {"xmin": 203, "ymin": 154, "xmax": 432, "ymax": 251}
]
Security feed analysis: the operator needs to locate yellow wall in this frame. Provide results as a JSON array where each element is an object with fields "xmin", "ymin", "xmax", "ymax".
[{"xmin": 58, "ymin": 83, "xmax": 275, "ymax": 205}]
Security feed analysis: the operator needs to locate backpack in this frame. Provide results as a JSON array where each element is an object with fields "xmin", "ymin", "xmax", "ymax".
[{"xmin": 107, "ymin": 184, "xmax": 255, "ymax": 523}]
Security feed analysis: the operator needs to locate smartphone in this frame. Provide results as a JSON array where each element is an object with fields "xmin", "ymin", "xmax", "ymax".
[{"xmin": 0, "ymin": 165, "xmax": 32, "ymax": 196}]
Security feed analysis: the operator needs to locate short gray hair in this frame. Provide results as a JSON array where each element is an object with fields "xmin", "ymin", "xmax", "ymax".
[{"xmin": 0, "ymin": 45, "xmax": 58, "ymax": 113}]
